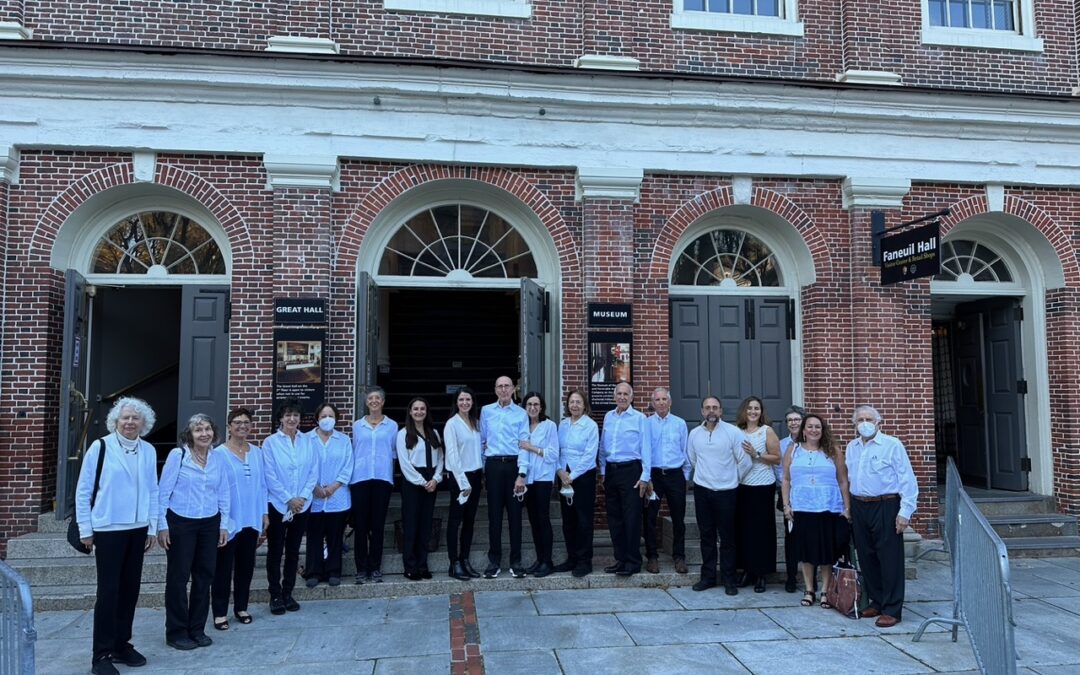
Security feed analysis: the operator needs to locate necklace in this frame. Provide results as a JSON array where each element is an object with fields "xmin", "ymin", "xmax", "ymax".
[{"xmin": 191, "ymin": 448, "xmax": 209, "ymax": 466}]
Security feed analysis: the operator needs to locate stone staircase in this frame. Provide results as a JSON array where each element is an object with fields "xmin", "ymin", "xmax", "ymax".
[{"xmin": 967, "ymin": 492, "xmax": 1080, "ymax": 558}]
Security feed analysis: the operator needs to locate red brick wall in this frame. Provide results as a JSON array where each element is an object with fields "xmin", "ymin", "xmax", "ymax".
[{"xmin": 0, "ymin": 0, "xmax": 22, "ymax": 24}]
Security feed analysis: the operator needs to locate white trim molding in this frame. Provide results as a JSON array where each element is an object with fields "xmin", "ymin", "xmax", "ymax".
[
  {"xmin": 836, "ymin": 70, "xmax": 902, "ymax": 86},
  {"xmin": 1, "ymin": 146, "xmax": 18, "ymax": 184},
  {"xmin": 576, "ymin": 167, "xmax": 644, "ymax": 202},
  {"xmin": 132, "ymin": 151, "xmax": 156, "ymax": 182},
  {"xmin": 920, "ymin": 0, "xmax": 1043, "ymax": 52},
  {"xmin": 264, "ymin": 155, "xmax": 340, "ymax": 190},
  {"xmin": 0, "ymin": 21, "xmax": 32, "ymax": 40},
  {"xmin": 842, "ymin": 177, "xmax": 911, "ymax": 209},
  {"xmin": 384, "ymin": 0, "xmax": 531, "ymax": 19},
  {"xmin": 671, "ymin": 0, "xmax": 804, "ymax": 37},
  {"xmin": 266, "ymin": 36, "xmax": 341, "ymax": 55},
  {"xmin": 574, "ymin": 55, "xmax": 641, "ymax": 72}
]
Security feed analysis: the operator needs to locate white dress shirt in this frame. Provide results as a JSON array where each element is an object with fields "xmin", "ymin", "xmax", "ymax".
[
  {"xmin": 309, "ymin": 429, "xmax": 354, "ymax": 514},
  {"xmin": 687, "ymin": 422, "xmax": 752, "ymax": 491},
  {"xmin": 444, "ymin": 414, "xmax": 483, "ymax": 492},
  {"xmin": 214, "ymin": 443, "xmax": 268, "ymax": 539},
  {"xmin": 600, "ymin": 406, "xmax": 652, "ymax": 483},
  {"xmin": 75, "ymin": 434, "xmax": 160, "ymax": 538},
  {"xmin": 845, "ymin": 431, "xmax": 919, "ymax": 520},
  {"xmin": 350, "ymin": 416, "xmax": 398, "ymax": 484},
  {"xmin": 262, "ymin": 430, "xmax": 319, "ymax": 516},
  {"xmin": 776, "ymin": 436, "xmax": 797, "ymax": 483},
  {"xmin": 158, "ymin": 447, "xmax": 231, "ymax": 532},
  {"xmin": 557, "ymin": 416, "xmax": 599, "ymax": 481},
  {"xmin": 524, "ymin": 419, "xmax": 559, "ymax": 484},
  {"xmin": 396, "ymin": 428, "xmax": 445, "ymax": 487},
  {"xmin": 647, "ymin": 412, "xmax": 691, "ymax": 480}
]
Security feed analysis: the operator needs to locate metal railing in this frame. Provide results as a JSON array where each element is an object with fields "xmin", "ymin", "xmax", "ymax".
[
  {"xmin": 913, "ymin": 457, "xmax": 1017, "ymax": 674},
  {"xmin": 0, "ymin": 560, "xmax": 36, "ymax": 675}
]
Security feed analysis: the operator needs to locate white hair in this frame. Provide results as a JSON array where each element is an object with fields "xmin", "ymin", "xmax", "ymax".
[
  {"xmin": 652, "ymin": 387, "xmax": 670, "ymax": 398},
  {"xmin": 851, "ymin": 405, "xmax": 882, "ymax": 424},
  {"xmin": 105, "ymin": 397, "xmax": 156, "ymax": 437}
]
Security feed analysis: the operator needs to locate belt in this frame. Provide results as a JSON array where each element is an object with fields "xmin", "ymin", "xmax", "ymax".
[
  {"xmin": 655, "ymin": 467, "xmax": 683, "ymax": 476},
  {"xmin": 606, "ymin": 459, "xmax": 641, "ymax": 469},
  {"xmin": 853, "ymin": 493, "xmax": 899, "ymax": 503},
  {"xmin": 485, "ymin": 455, "xmax": 518, "ymax": 463}
]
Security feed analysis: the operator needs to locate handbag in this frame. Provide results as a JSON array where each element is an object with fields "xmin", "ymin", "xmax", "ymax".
[
  {"xmin": 66, "ymin": 439, "xmax": 106, "ymax": 554},
  {"xmin": 825, "ymin": 542, "xmax": 864, "ymax": 620}
]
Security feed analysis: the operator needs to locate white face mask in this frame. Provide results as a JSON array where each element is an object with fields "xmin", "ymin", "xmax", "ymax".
[
  {"xmin": 559, "ymin": 485, "xmax": 575, "ymax": 506},
  {"xmin": 857, "ymin": 421, "xmax": 877, "ymax": 438},
  {"xmin": 318, "ymin": 417, "xmax": 336, "ymax": 433}
]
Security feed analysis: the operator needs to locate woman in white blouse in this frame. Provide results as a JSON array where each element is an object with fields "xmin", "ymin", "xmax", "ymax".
[
  {"xmin": 76, "ymin": 397, "xmax": 159, "ymax": 675},
  {"xmin": 158, "ymin": 413, "xmax": 230, "ymax": 651},
  {"xmin": 210, "ymin": 407, "xmax": 268, "ymax": 630},
  {"xmin": 396, "ymin": 397, "xmax": 444, "ymax": 580},
  {"xmin": 518, "ymin": 391, "xmax": 560, "ymax": 578},
  {"xmin": 735, "ymin": 396, "xmax": 781, "ymax": 593},
  {"xmin": 554, "ymin": 388, "xmax": 600, "ymax": 578},
  {"xmin": 349, "ymin": 387, "xmax": 398, "ymax": 584},
  {"xmin": 304, "ymin": 403, "xmax": 353, "ymax": 588},
  {"xmin": 262, "ymin": 401, "xmax": 318, "ymax": 615},
  {"xmin": 444, "ymin": 386, "xmax": 483, "ymax": 580}
]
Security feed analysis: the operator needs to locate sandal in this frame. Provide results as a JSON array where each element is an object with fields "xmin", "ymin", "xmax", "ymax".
[
  {"xmin": 213, "ymin": 617, "xmax": 230, "ymax": 631},
  {"xmin": 820, "ymin": 597, "xmax": 834, "ymax": 610},
  {"xmin": 800, "ymin": 591, "xmax": 815, "ymax": 607},
  {"xmin": 234, "ymin": 611, "xmax": 253, "ymax": 625}
]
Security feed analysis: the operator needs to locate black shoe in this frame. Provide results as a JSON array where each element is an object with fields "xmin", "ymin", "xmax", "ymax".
[
  {"xmin": 509, "ymin": 566, "xmax": 528, "ymax": 579},
  {"xmin": 604, "ymin": 563, "xmax": 622, "ymax": 574},
  {"xmin": 328, "ymin": 576, "xmax": 341, "ymax": 587},
  {"xmin": 404, "ymin": 570, "xmax": 422, "ymax": 581},
  {"xmin": 462, "ymin": 560, "xmax": 481, "ymax": 578},
  {"xmin": 692, "ymin": 579, "xmax": 716, "ymax": 592},
  {"xmin": 305, "ymin": 576, "xmax": 320, "ymax": 589},
  {"xmin": 370, "ymin": 570, "xmax": 384, "ymax": 583},
  {"xmin": 191, "ymin": 634, "xmax": 212, "ymax": 648},
  {"xmin": 419, "ymin": 568, "xmax": 433, "ymax": 579},
  {"xmin": 355, "ymin": 574, "xmax": 366, "ymax": 585},
  {"xmin": 572, "ymin": 566, "xmax": 591, "ymax": 578},
  {"xmin": 532, "ymin": 562, "xmax": 554, "ymax": 578},
  {"xmin": 616, "ymin": 567, "xmax": 638, "ymax": 577},
  {"xmin": 483, "ymin": 565, "xmax": 501, "ymax": 579},
  {"xmin": 725, "ymin": 585, "xmax": 739, "ymax": 596},
  {"xmin": 284, "ymin": 596, "xmax": 301, "ymax": 612},
  {"xmin": 552, "ymin": 560, "xmax": 575, "ymax": 573},
  {"xmin": 112, "ymin": 645, "xmax": 147, "ymax": 667},
  {"xmin": 269, "ymin": 596, "xmax": 286, "ymax": 615},
  {"xmin": 450, "ymin": 561, "xmax": 470, "ymax": 580},
  {"xmin": 166, "ymin": 637, "xmax": 199, "ymax": 651},
  {"xmin": 91, "ymin": 657, "xmax": 120, "ymax": 675},
  {"xmin": 737, "ymin": 572, "xmax": 750, "ymax": 588},
  {"xmin": 754, "ymin": 578, "xmax": 767, "ymax": 593},
  {"xmin": 785, "ymin": 579, "xmax": 798, "ymax": 593}
]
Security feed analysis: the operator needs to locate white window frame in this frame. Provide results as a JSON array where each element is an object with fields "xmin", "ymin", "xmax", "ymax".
[
  {"xmin": 921, "ymin": 0, "xmax": 1043, "ymax": 52},
  {"xmin": 670, "ymin": 0, "xmax": 804, "ymax": 37},
  {"xmin": 384, "ymin": 0, "xmax": 530, "ymax": 19}
]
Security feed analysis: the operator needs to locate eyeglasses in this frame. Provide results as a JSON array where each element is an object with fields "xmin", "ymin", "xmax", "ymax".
[{"xmin": 231, "ymin": 420, "xmax": 251, "ymax": 426}]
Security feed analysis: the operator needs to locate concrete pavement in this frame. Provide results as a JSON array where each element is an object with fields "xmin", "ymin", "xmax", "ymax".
[{"xmin": 31, "ymin": 556, "xmax": 1080, "ymax": 674}]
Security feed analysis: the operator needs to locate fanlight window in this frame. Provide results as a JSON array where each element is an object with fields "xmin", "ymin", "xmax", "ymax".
[
  {"xmin": 934, "ymin": 239, "xmax": 1013, "ymax": 282},
  {"xmin": 379, "ymin": 205, "xmax": 537, "ymax": 279},
  {"xmin": 672, "ymin": 229, "xmax": 780, "ymax": 287},
  {"xmin": 91, "ymin": 212, "xmax": 226, "ymax": 276}
]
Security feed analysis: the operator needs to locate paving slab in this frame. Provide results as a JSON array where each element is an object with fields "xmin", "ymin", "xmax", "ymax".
[
  {"xmin": 558, "ymin": 643, "xmax": 750, "ymax": 675},
  {"xmin": 473, "ymin": 591, "xmax": 539, "ymax": 617},
  {"xmin": 903, "ymin": 561, "xmax": 955, "ymax": 602},
  {"xmin": 385, "ymin": 594, "xmax": 449, "ymax": 622},
  {"xmin": 1013, "ymin": 598, "xmax": 1080, "ymax": 668},
  {"xmin": 31, "ymin": 608, "xmax": 85, "ymax": 639},
  {"xmin": 282, "ymin": 625, "xmax": 370, "ymax": 664},
  {"xmin": 1009, "ymin": 569, "xmax": 1080, "ymax": 599},
  {"xmin": 1035, "ymin": 596, "xmax": 1080, "ymax": 617},
  {"xmin": 482, "ymin": 649, "xmax": 563, "ymax": 675},
  {"xmin": 724, "ymin": 635, "xmax": 933, "ymax": 675},
  {"xmin": 760, "ymin": 605, "xmax": 887, "ymax": 639},
  {"xmin": 666, "ymin": 586, "xmax": 798, "ymax": 611},
  {"xmin": 478, "ymin": 614, "xmax": 634, "ymax": 651},
  {"xmin": 616, "ymin": 609, "xmax": 788, "ymax": 645},
  {"xmin": 532, "ymin": 588, "xmax": 681, "ymax": 615},
  {"xmin": 351, "ymin": 619, "xmax": 449, "ymax": 660},
  {"xmin": 882, "ymin": 631, "xmax": 979, "ymax": 672},
  {"xmin": 199, "ymin": 663, "xmax": 373, "ymax": 675},
  {"xmin": 373, "ymin": 654, "xmax": 452, "ymax": 674},
  {"xmin": 223, "ymin": 598, "xmax": 391, "ymax": 630}
]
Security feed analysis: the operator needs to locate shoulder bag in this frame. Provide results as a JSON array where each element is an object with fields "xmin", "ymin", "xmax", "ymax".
[{"xmin": 67, "ymin": 438, "xmax": 106, "ymax": 554}]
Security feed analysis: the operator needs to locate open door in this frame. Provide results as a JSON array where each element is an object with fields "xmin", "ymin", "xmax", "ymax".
[
  {"xmin": 57, "ymin": 270, "xmax": 92, "ymax": 519},
  {"xmin": 952, "ymin": 306, "xmax": 988, "ymax": 485},
  {"xmin": 177, "ymin": 286, "xmax": 229, "ymax": 430},
  {"xmin": 519, "ymin": 278, "xmax": 547, "ymax": 399},
  {"xmin": 355, "ymin": 271, "xmax": 380, "ymax": 417},
  {"xmin": 982, "ymin": 299, "xmax": 1028, "ymax": 490}
]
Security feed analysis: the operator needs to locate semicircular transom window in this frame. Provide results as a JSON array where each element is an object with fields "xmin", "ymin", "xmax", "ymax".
[
  {"xmin": 672, "ymin": 229, "xmax": 780, "ymax": 287},
  {"xmin": 91, "ymin": 211, "xmax": 226, "ymax": 276},
  {"xmin": 378, "ymin": 205, "xmax": 537, "ymax": 279},
  {"xmin": 934, "ymin": 239, "xmax": 1013, "ymax": 283}
]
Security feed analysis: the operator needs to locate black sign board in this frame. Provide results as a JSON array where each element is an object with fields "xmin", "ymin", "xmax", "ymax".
[
  {"xmin": 588, "ymin": 303, "xmax": 632, "ymax": 328},
  {"xmin": 587, "ymin": 331, "xmax": 632, "ymax": 412},
  {"xmin": 880, "ymin": 222, "xmax": 940, "ymax": 286},
  {"xmin": 272, "ymin": 327, "xmax": 325, "ymax": 431},
  {"xmin": 274, "ymin": 297, "xmax": 327, "ymax": 325}
]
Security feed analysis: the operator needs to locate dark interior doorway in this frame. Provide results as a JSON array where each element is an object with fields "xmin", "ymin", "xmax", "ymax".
[{"xmin": 378, "ymin": 288, "xmax": 520, "ymax": 425}]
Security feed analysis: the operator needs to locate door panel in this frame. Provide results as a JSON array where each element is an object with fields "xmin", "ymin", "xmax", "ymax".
[
  {"xmin": 669, "ymin": 297, "xmax": 709, "ymax": 422},
  {"xmin": 952, "ymin": 310, "xmax": 987, "ymax": 485},
  {"xmin": 708, "ymin": 297, "xmax": 750, "ymax": 421},
  {"xmin": 753, "ymin": 298, "xmax": 793, "ymax": 435},
  {"xmin": 982, "ymin": 299, "xmax": 1027, "ymax": 490},
  {"xmin": 356, "ymin": 271, "xmax": 379, "ymax": 417},
  {"xmin": 57, "ymin": 269, "xmax": 92, "ymax": 518},
  {"xmin": 520, "ymin": 277, "xmax": 547, "ymax": 400},
  {"xmin": 178, "ymin": 286, "xmax": 229, "ymax": 429}
]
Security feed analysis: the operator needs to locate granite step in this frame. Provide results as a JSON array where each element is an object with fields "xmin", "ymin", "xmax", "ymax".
[
  {"xmin": 986, "ymin": 513, "xmax": 1079, "ymax": 539},
  {"xmin": 1002, "ymin": 536, "xmax": 1080, "ymax": 558}
]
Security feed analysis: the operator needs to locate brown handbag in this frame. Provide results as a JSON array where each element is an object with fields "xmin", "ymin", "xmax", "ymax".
[{"xmin": 825, "ymin": 561, "xmax": 862, "ymax": 619}]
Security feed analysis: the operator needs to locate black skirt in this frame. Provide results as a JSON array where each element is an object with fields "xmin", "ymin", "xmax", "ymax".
[
  {"xmin": 792, "ymin": 510, "xmax": 850, "ymax": 566},
  {"xmin": 736, "ymin": 483, "xmax": 777, "ymax": 576}
]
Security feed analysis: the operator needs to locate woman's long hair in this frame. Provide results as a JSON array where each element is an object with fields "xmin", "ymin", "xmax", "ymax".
[
  {"xmin": 797, "ymin": 413, "xmax": 839, "ymax": 460},
  {"xmin": 405, "ymin": 397, "xmax": 441, "ymax": 450},
  {"xmin": 522, "ymin": 391, "xmax": 548, "ymax": 423},
  {"xmin": 735, "ymin": 395, "xmax": 772, "ymax": 430},
  {"xmin": 451, "ymin": 386, "xmax": 480, "ymax": 431}
]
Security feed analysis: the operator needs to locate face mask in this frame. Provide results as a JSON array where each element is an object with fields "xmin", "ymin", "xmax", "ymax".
[
  {"xmin": 318, "ymin": 417, "xmax": 336, "ymax": 433},
  {"xmin": 559, "ymin": 485, "xmax": 575, "ymax": 506},
  {"xmin": 457, "ymin": 492, "xmax": 470, "ymax": 506},
  {"xmin": 857, "ymin": 421, "xmax": 877, "ymax": 438},
  {"xmin": 514, "ymin": 484, "xmax": 528, "ymax": 502}
]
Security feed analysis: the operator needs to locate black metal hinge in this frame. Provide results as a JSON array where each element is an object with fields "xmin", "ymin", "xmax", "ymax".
[
  {"xmin": 1020, "ymin": 457, "xmax": 1032, "ymax": 472},
  {"xmin": 1017, "ymin": 380, "xmax": 1028, "ymax": 395}
]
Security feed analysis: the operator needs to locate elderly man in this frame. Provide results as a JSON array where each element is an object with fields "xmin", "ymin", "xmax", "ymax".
[
  {"xmin": 846, "ymin": 405, "xmax": 918, "ymax": 628},
  {"xmin": 776, "ymin": 406, "xmax": 805, "ymax": 593},
  {"xmin": 599, "ymin": 381, "xmax": 652, "ymax": 577},
  {"xmin": 687, "ymin": 396, "xmax": 751, "ymax": 594},
  {"xmin": 480, "ymin": 376, "xmax": 530, "ymax": 579},
  {"xmin": 643, "ymin": 387, "xmax": 690, "ymax": 574}
]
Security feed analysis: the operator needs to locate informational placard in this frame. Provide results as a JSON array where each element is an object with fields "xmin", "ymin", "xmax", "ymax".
[
  {"xmin": 881, "ymin": 222, "xmax": 940, "ymax": 285},
  {"xmin": 274, "ymin": 297, "xmax": 327, "ymax": 325},
  {"xmin": 588, "ymin": 331, "xmax": 632, "ymax": 412},
  {"xmin": 271, "ymin": 327, "xmax": 325, "ymax": 430},
  {"xmin": 588, "ymin": 303, "xmax": 633, "ymax": 328}
]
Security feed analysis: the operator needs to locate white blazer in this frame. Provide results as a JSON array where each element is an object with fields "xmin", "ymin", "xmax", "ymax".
[{"xmin": 75, "ymin": 434, "xmax": 160, "ymax": 538}]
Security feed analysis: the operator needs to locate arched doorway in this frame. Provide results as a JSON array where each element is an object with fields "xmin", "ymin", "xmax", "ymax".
[
  {"xmin": 52, "ymin": 187, "xmax": 232, "ymax": 516},
  {"xmin": 354, "ymin": 180, "xmax": 561, "ymax": 421}
]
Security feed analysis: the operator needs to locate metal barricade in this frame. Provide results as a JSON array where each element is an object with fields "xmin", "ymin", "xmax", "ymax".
[
  {"xmin": 0, "ymin": 559, "xmax": 36, "ymax": 675},
  {"xmin": 913, "ymin": 458, "xmax": 1017, "ymax": 675}
]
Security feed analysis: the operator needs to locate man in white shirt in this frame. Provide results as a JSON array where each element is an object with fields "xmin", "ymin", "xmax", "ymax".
[
  {"xmin": 845, "ymin": 405, "xmax": 919, "ymax": 628},
  {"xmin": 599, "ymin": 381, "xmax": 652, "ymax": 577},
  {"xmin": 687, "ymin": 396, "xmax": 751, "ymax": 594},
  {"xmin": 643, "ymin": 387, "xmax": 690, "ymax": 574},
  {"xmin": 776, "ymin": 406, "xmax": 804, "ymax": 593}
]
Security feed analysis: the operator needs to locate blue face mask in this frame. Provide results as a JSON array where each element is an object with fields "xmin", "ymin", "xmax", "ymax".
[
  {"xmin": 318, "ymin": 417, "xmax": 336, "ymax": 433},
  {"xmin": 857, "ymin": 421, "xmax": 877, "ymax": 438}
]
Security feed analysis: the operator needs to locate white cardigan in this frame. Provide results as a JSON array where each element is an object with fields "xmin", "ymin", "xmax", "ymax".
[{"xmin": 75, "ymin": 434, "xmax": 160, "ymax": 538}]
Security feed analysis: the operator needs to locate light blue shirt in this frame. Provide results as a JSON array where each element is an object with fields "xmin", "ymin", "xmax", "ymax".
[
  {"xmin": 788, "ymin": 445, "xmax": 844, "ymax": 514},
  {"xmin": 845, "ymin": 431, "xmax": 919, "ymax": 520},
  {"xmin": 262, "ymin": 430, "xmax": 319, "ymax": 516},
  {"xmin": 646, "ymin": 412, "xmax": 690, "ymax": 480},
  {"xmin": 557, "ymin": 416, "xmax": 599, "ymax": 481},
  {"xmin": 600, "ymin": 406, "xmax": 652, "ymax": 483},
  {"xmin": 158, "ymin": 447, "xmax": 231, "ymax": 532},
  {"xmin": 309, "ymin": 429, "xmax": 353, "ymax": 514},
  {"xmin": 776, "ymin": 436, "xmax": 797, "ymax": 483},
  {"xmin": 351, "ymin": 416, "xmax": 399, "ymax": 484},
  {"xmin": 214, "ymin": 443, "xmax": 268, "ymax": 539},
  {"xmin": 524, "ymin": 419, "xmax": 559, "ymax": 484},
  {"xmin": 480, "ymin": 401, "xmax": 529, "ymax": 473}
]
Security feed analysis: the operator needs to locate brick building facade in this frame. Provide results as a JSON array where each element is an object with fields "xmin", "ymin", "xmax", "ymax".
[{"xmin": 1, "ymin": 0, "xmax": 1079, "ymax": 553}]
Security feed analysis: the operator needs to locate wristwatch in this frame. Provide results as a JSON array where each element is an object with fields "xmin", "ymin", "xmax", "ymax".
[{"xmin": 518, "ymin": 472, "xmax": 527, "ymax": 479}]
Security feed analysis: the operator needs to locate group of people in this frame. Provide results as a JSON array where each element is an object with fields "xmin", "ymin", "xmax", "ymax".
[{"xmin": 74, "ymin": 379, "xmax": 918, "ymax": 675}]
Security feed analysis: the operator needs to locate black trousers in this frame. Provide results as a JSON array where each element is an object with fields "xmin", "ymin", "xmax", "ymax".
[
  {"xmin": 447, "ymin": 469, "xmax": 483, "ymax": 563},
  {"xmin": 400, "ymin": 470, "xmax": 437, "ymax": 573},
  {"xmin": 164, "ymin": 511, "xmax": 220, "ymax": 641},
  {"xmin": 525, "ymin": 480, "xmax": 554, "ymax": 565},
  {"xmin": 644, "ymin": 468, "xmax": 687, "ymax": 560},
  {"xmin": 349, "ymin": 480, "xmax": 392, "ymax": 575},
  {"xmin": 211, "ymin": 527, "xmax": 259, "ymax": 617},
  {"xmin": 560, "ymin": 469, "xmax": 596, "ymax": 570},
  {"xmin": 305, "ymin": 510, "xmax": 347, "ymax": 580},
  {"xmin": 852, "ymin": 498, "xmax": 906, "ymax": 619},
  {"xmin": 91, "ymin": 526, "xmax": 148, "ymax": 662},
  {"xmin": 695, "ymin": 486, "xmax": 738, "ymax": 585},
  {"xmin": 736, "ymin": 483, "xmax": 777, "ymax": 578},
  {"xmin": 266, "ymin": 506, "xmax": 309, "ymax": 598},
  {"xmin": 485, "ymin": 457, "xmax": 523, "ymax": 567},
  {"xmin": 605, "ymin": 461, "xmax": 643, "ymax": 571},
  {"xmin": 777, "ymin": 485, "xmax": 798, "ymax": 584}
]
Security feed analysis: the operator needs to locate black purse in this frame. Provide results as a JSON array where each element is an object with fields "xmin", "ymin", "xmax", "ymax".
[{"xmin": 66, "ymin": 439, "xmax": 106, "ymax": 554}]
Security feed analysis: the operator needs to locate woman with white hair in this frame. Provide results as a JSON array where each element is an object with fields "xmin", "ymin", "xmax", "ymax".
[
  {"xmin": 75, "ymin": 397, "xmax": 160, "ymax": 675},
  {"xmin": 158, "ymin": 413, "xmax": 231, "ymax": 651}
]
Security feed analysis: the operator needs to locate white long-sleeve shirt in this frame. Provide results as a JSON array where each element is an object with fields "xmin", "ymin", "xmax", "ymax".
[
  {"xmin": 75, "ymin": 434, "xmax": 160, "ymax": 538},
  {"xmin": 845, "ymin": 431, "xmax": 919, "ymax": 520},
  {"xmin": 557, "ymin": 416, "xmax": 599, "ymax": 481},
  {"xmin": 158, "ymin": 447, "xmax": 231, "ymax": 532},
  {"xmin": 524, "ymin": 419, "xmax": 559, "ymax": 484},
  {"xmin": 262, "ymin": 430, "xmax": 319, "ymax": 516},
  {"xmin": 396, "ymin": 428, "xmax": 445, "ymax": 487},
  {"xmin": 214, "ymin": 443, "xmax": 268, "ymax": 539},
  {"xmin": 444, "ymin": 414, "xmax": 483, "ymax": 492},
  {"xmin": 309, "ymin": 429, "xmax": 353, "ymax": 513},
  {"xmin": 687, "ymin": 422, "xmax": 752, "ymax": 491}
]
